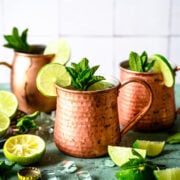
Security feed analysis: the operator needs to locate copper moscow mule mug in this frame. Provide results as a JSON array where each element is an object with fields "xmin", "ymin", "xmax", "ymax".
[
  {"xmin": 0, "ymin": 45, "xmax": 56, "ymax": 114},
  {"xmin": 118, "ymin": 60, "xmax": 180, "ymax": 132},
  {"xmin": 54, "ymin": 76, "xmax": 152, "ymax": 158}
]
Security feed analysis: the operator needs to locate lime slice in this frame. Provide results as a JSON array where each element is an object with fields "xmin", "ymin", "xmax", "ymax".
[
  {"xmin": 36, "ymin": 63, "xmax": 71, "ymax": 97},
  {"xmin": 87, "ymin": 81, "xmax": 113, "ymax": 91},
  {"xmin": 3, "ymin": 134, "xmax": 46, "ymax": 165},
  {"xmin": 149, "ymin": 54, "xmax": 175, "ymax": 87},
  {"xmin": 0, "ymin": 90, "xmax": 18, "ymax": 117},
  {"xmin": 0, "ymin": 112, "xmax": 10, "ymax": 137},
  {"xmin": 133, "ymin": 140, "xmax": 165, "ymax": 157},
  {"xmin": 154, "ymin": 168, "xmax": 180, "ymax": 180},
  {"xmin": 44, "ymin": 39, "xmax": 71, "ymax": 65},
  {"xmin": 167, "ymin": 132, "xmax": 180, "ymax": 144},
  {"xmin": 108, "ymin": 146, "xmax": 146, "ymax": 167}
]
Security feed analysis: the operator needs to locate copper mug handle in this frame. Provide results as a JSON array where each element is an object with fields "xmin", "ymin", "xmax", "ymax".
[
  {"xmin": 119, "ymin": 78, "xmax": 153, "ymax": 136},
  {"xmin": 0, "ymin": 61, "xmax": 12, "ymax": 68}
]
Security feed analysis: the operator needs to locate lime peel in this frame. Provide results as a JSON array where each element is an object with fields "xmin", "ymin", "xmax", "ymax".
[
  {"xmin": 0, "ymin": 91, "xmax": 18, "ymax": 118},
  {"xmin": 36, "ymin": 63, "xmax": 71, "ymax": 97},
  {"xmin": 3, "ymin": 134, "xmax": 46, "ymax": 165},
  {"xmin": 149, "ymin": 54, "xmax": 175, "ymax": 87},
  {"xmin": 108, "ymin": 146, "xmax": 146, "ymax": 167},
  {"xmin": 44, "ymin": 38, "xmax": 71, "ymax": 65},
  {"xmin": 133, "ymin": 140, "xmax": 165, "ymax": 157}
]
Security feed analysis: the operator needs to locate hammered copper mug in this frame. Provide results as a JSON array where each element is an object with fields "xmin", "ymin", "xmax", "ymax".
[
  {"xmin": 54, "ymin": 76, "xmax": 152, "ymax": 158},
  {"xmin": 0, "ymin": 45, "xmax": 56, "ymax": 114},
  {"xmin": 118, "ymin": 60, "xmax": 180, "ymax": 132}
]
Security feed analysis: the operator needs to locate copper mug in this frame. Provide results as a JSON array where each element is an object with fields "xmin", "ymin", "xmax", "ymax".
[
  {"xmin": 0, "ymin": 45, "xmax": 56, "ymax": 114},
  {"xmin": 54, "ymin": 76, "xmax": 152, "ymax": 158},
  {"xmin": 118, "ymin": 60, "xmax": 180, "ymax": 132}
]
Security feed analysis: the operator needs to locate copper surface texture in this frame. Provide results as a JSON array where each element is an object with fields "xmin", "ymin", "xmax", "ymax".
[
  {"xmin": 118, "ymin": 61, "xmax": 176, "ymax": 131},
  {"xmin": 54, "ymin": 82, "xmax": 121, "ymax": 158}
]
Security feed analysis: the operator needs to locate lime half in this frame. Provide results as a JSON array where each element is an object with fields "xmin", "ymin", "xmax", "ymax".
[
  {"xmin": 36, "ymin": 63, "xmax": 71, "ymax": 97},
  {"xmin": 149, "ymin": 54, "xmax": 175, "ymax": 87},
  {"xmin": 3, "ymin": 134, "xmax": 46, "ymax": 165},
  {"xmin": 87, "ymin": 81, "xmax": 113, "ymax": 91},
  {"xmin": 154, "ymin": 168, "xmax": 180, "ymax": 180},
  {"xmin": 108, "ymin": 146, "xmax": 146, "ymax": 167},
  {"xmin": 0, "ymin": 90, "xmax": 18, "ymax": 118},
  {"xmin": 133, "ymin": 140, "xmax": 165, "ymax": 157},
  {"xmin": 44, "ymin": 39, "xmax": 71, "ymax": 65},
  {"xmin": 0, "ymin": 112, "xmax": 10, "ymax": 137}
]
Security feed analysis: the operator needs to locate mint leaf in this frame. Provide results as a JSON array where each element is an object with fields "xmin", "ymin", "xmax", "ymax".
[
  {"xmin": 16, "ymin": 111, "xmax": 39, "ymax": 133},
  {"xmin": 129, "ymin": 51, "xmax": 143, "ymax": 72},
  {"xmin": 129, "ymin": 51, "xmax": 154, "ymax": 72},
  {"xmin": 66, "ymin": 58, "xmax": 105, "ymax": 90},
  {"xmin": 3, "ymin": 27, "xmax": 30, "ymax": 53}
]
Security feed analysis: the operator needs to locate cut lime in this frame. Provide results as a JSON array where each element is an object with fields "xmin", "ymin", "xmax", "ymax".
[
  {"xmin": 87, "ymin": 81, "xmax": 113, "ymax": 91},
  {"xmin": 154, "ymin": 168, "xmax": 180, "ymax": 180},
  {"xmin": 133, "ymin": 140, "xmax": 165, "ymax": 157},
  {"xmin": 0, "ymin": 90, "xmax": 18, "ymax": 118},
  {"xmin": 108, "ymin": 146, "xmax": 146, "ymax": 167},
  {"xmin": 3, "ymin": 134, "xmax": 46, "ymax": 165},
  {"xmin": 36, "ymin": 63, "xmax": 71, "ymax": 97},
  {"xmin": 149, "ymin": 54, "xmax": 175, "ymax": 87},
  {"xmin": 0, "ymin": 112, "xmax": 10, "ymax": 137},
  {"xmin": 44, "ymin": 39, "xmax": 71, "ymax": 65},
  {"xmin": 167, "ymin": 132, "xmax": 180, "ymax": 144}
]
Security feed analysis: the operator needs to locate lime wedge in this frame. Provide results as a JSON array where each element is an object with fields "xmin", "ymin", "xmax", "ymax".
[
  {"xmin": 149, "ymin": 54, "xmax": 175, "ymax": 87},
  {"xmin": 133, "ymin": 140, "xmax": 165, "ymax": 157},
  {"xmin": 154, "ymin": 168, "xmax": 180, "ymax": 180},
  {"xmin": 3, "ymin": 134, "xmax": 46, "ymax": 165},
  {"xmin": 0, "ymin": 112, "xmax": 10, "ymax": 137},
  {"xmin": 108, "ymin": 146, "xmax": 146, "ymax": 167},
  {"xmin": 167, "ymin": 132, "xmax": 180, "ymax": 144},
  {"xmin": 87, "ymin": 81, "xmax": 113, "ymax": 91},
  {"xmin": 44, "ymin": 39, "xmax": 71, "ymax": 65},
  {"xmin": 36, "ymin": 63, "xmax": 71, "ymax": 97},
  {"xmin": 0, "ymin": 91, "xmax": 18, "ymax": 118}
]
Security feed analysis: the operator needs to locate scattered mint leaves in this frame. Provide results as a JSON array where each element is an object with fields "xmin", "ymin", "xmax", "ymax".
[
  {"xmin": 66, "ymin": 58, "xmax": 105, "ymax": 90},
  {"xmin": 115, "ymin": 149, "xmax": 165, "ymax": 180},
  {"xmin": 3, "ymin": 27, "xmax": 30, "ymax": 53},
  {"xmin": 0, "ymin": 160, "xmax": 16, "ymax": 180},
  {"xmin": 129, "ymin": 51, "xmax": 155, "ymax": 72},
  {"xmin": 16, "ymin": 111, "xmax": 39, "ymax": 133}
]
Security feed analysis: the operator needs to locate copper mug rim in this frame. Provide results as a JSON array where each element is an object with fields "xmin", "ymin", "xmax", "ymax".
[{"xmin": 120, "ymin": 60, "xmax": 180, "ymax": 75}]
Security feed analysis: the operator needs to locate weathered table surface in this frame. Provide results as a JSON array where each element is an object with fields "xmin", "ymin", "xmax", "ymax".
[{"xmin": 0, "ymin": 84, "xmax": 180, "ymax": 180}]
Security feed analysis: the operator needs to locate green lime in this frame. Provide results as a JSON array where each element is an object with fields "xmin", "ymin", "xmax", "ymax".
[
  {"xmin": 133, "ymin": 140, "xmax": 165, "ymax": 157},
  {"xmin": 87, "ymin": 81, "xmax": 113, "ymax": 91},
  {"xmin": 0, "ymin": 112, "xmax": 10, "ymax": 137},
  {"xmin": 44, "ymin": 38, "xmax": 71, "ymax": 65},
  {"xmin": 154, "ymin": 168, "xmax": 180, "ymax": 180},
  {"xmin": 3, "ymin": 134, "xmax": 46, "ymax": 166},
  {"xmin": 167, "ymin": 132, "xmax": 180, "ymax": 144},
  {"xmin": 149, "ymin": 54, "xmax": 175, "ymax": 87},
  {"xmin": 36, "ymin": 63, "xmax": 71, "ymax": 97},
  {"xmin": 108, "ymin": 146, "xmax": 146, "ymax": 167},
  {"xmin": 0, "ymin": 90, "xmax": 18, "ymax": 117}
]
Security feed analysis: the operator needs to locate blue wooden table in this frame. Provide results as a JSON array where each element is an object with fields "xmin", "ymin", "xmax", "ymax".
[{"xmin": 0, "ymin": 84, "xmax": 180, "ymax": 180}]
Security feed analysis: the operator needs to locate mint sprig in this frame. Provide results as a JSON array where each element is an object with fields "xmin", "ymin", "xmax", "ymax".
[
  {"xmin": 16, "ymin": 111, "xmax": 39, "ymax": 133},
  {"xmin": 129, "ymin": 51, "xmax": 155, "ymax": 72},
  {"xmin": 115, "ymin": 149, "xmax": 165, "ymax": 180},
  {"xmin": 3, "ymin": 27, "xmax": 30, "ymax": 53},
  {"xmin": 66, "ymin": 58, "xmax": 105, "ymax": 90}
]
